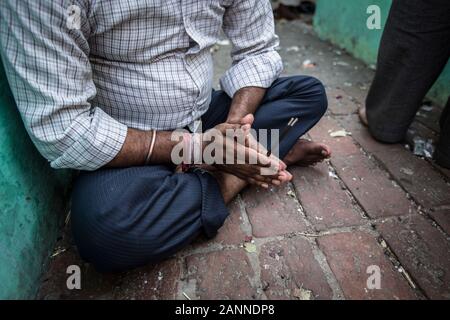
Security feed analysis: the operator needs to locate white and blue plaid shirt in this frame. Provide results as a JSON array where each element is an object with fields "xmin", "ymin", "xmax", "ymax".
[{"xmin": 0, "ymin": 0, "xmax": 282, "ymax": 171}]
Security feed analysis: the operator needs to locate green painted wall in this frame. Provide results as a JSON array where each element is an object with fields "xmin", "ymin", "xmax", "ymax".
[
  {"xmin": 0, "ymin": 61, "xmax": 71, "ymax": 299},
  {"xmin": 314, "ymin": 0, "xmax": 450, "ymax": 106}
]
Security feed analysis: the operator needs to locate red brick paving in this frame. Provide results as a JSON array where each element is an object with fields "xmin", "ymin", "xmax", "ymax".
[
  {"xmin": 38, "ymin": 229, "xmax": 182, "ymax": 300},
  {"xmin": 376, "ymin": 215, "xmax": 450, "ymax": 299},
  {"xmin": 308, "ymin": 115, "xmax": 360, "ymax": 157},
  {"xmin": 317, "ymin": 231, "xmax": 420, "ymax": 300},
  {"xmin": 259, "ymin": 238, "xmax": 333, "ymax": 300},
  {"xmin": 310, "ymin": 116, "xmax": 417, "ymax": 218},
  {"xmin": 185, "ymin": 250, "xmax": 256, "ymax": 300},
  {"xmin": 292, "ymin": 163, "xmax": 365, "ymax": 231},
  {"xmin": 341, "ymin": 115, "xmax": 450, "ymax": 215},
  {"xmin": 113, "ymin": 259, "xmax": 181, "ymax": 300},
  {"xmin": 37, "ymin": 21, "xmax": 449, "ymax": 300},
  {"xmin": 327, "ymin": 87, "xmax": 360, "ymax": 116},
  {"xmin": 241, "ymin": 184, "xmax": 308, "ymax": 237},
  {"xmin": 332, "ymin": 152, "xmax": 417, "ymax": 218}
]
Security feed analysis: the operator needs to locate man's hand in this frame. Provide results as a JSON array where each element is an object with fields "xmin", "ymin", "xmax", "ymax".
[
  {"xmin": 220, "ymin": 85, "xmax": 294, "ymax": 188},
  {"xmin": 202, "ymin": 120, "xmax": 292, "ymax": 188}
]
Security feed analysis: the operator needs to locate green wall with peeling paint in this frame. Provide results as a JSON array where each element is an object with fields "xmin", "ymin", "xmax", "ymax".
[
  {"xmin": 0, "ymin": 61, "xmax": 71, "ymax": 299},
  {"xmin": 314, "ymin": 0, "xmax": 450, "ymax": 106}
]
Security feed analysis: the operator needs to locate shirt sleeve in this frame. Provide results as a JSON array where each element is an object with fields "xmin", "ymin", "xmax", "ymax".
[
  {"xmin": 0, "ymin": 0, "xmax": 128, "ymax": 171},
  {"xmin": 220, "ymin": 0, "xmax": 283, "ymax": 97}
]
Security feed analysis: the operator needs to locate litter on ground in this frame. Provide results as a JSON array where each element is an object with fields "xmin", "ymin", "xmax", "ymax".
[
  {"xmin": 412, "ymin": 137, "xmax": 435, "ymax": 159},
  {"xmin": 330, "ymin": 130, "xmax": 351, "ymax": 137},
  {"xmin": 302, "ymin": 59, "xmax": 317, "ymax": 68},
  {"xmin": 292, "ymin": 287, "xmax": 313, "ymax": 300},
  {"xmin": 243, "ymin": 242, "xmax": 257, "ymax": 253},
  {"xmin": 286, "ymin": 46, "xmax": 300, "ymax": 52}
]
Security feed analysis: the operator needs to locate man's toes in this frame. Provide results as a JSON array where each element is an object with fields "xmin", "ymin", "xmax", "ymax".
[
  {"xmin": 320, "ymin": 144, "xmax": 332, "ymax": 158},
  {"xmin": 309, "ymin": 143, "xmax": 330, "ymax": 158}
]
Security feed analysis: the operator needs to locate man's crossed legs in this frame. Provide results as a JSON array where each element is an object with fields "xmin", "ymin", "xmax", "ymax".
[{"xmin": 71, "ymin": 76, "xmax": 329, "ymax": 272}]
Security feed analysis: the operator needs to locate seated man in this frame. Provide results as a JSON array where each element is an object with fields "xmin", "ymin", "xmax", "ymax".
[{"xmin": 0, "ymin": 0, "xmax": 329, "ymax": 272}]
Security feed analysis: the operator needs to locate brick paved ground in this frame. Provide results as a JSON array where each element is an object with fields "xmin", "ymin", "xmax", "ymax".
[{"xmin": 38, "ymin": 20, "xmax": 450, "ymax": 300}]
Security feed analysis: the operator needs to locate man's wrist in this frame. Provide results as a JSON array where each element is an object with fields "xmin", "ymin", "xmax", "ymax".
[
  {"xmin": 226, "ymin": 116, "xmax": 243, "ymax": 124},
  {"xmin": 226, "ymin": 108, "xmax": 249, "ymax": 124}
]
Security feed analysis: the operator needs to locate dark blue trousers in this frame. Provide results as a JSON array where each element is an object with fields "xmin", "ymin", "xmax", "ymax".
[{"xmin": 71, "ymin": 76, "xmax": 327, "ymax": 272}]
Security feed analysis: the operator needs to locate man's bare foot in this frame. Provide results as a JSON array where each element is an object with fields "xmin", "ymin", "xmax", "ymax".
[
  {"xmin": 275, "ymin": 4, "xmax": 299, "ymax": 20},
  {"xmin": 212, "ymin": 171, "xmax": 248, "ymax": 204},
  {"xmin": 284, "ymin": 139, "xmax": 331, "ymax": 167},
  {"xmin": 359, "ymin": 107, "xmax": 368, "ymax": 127}
]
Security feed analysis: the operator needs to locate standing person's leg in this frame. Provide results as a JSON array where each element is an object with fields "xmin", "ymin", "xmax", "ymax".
[
  {"xmin": 363, "ymin": 0, "xmax": 450, "ymax": 143},
  {"xmin": 436, "ymin": 97, "xmax": 450, "ymax": 168}
]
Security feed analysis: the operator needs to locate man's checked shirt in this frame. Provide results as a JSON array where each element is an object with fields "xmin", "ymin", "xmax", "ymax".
[{"xmin": 0, "ymin": 0, "xmax": 282, "ymax": 170}]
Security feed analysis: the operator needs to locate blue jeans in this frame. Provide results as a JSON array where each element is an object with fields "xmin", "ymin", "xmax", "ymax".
[{"xmin": 71, "ymin": 76, "xmax": 327, "ymax": 272}]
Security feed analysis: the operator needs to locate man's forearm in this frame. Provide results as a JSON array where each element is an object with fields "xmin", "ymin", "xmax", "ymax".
[
  {"xmin": 226, "ymin": 86, "xmax": 267, "ymax": 124},
  {"xmin": 107, "ymin": 128, "xmax": 178, "ymax": 167},
  {"xmin": 107, "ymin": 86, "xmax": 268, "ymax": 168}
]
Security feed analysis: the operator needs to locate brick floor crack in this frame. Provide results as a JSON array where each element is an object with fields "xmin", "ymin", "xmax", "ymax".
[
  {"xmin": 238, "ymin": 195, "xmax": 268, "ymax": 299},
  {"xmin": 375, "ymin": 236, "xmax": 427, "ymax": 299}
]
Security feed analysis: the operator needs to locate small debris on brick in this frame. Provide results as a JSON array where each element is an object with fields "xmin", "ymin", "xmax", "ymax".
[
  {"xmin": 328, "ymin": 171, "xmax": 339, "ymax": 179},
  {"xmin": 330, "ymin": 129, "xmax": 351, "ymax": 137},
  {"xmin": 417, "ymin": 111, "xmax": 428, "ymax": 118},
  {"xmin": 292, "ymin": 287, "xmax": 313, "ymax": 300},
  {"xmin": 286, "ymin": 46, "xmax": 300, "ymax": 52},
  {"xmin": 64, "ymin": 211, "xmax": 71, "ymax": 226},
  {"xmin": 287, "ymin": 189, "xmax": 296, "ymax": 198},
  {"xmin": 333, "ymin": 61, "xmax": 349, "ymax": 67},
  {"xmin": 182, "ymin": 292, "xmax": 192, "ymax": 300},
  {"xmin": 50, "ymin": 247, "xmax": 66, "ymax": 258},
  {"xmin": 400, "ymin": 168, "xmax": 414, "ymax": 176},
  {"xmin": 243, "ymin": 242, "xmax": 257, "ymax": 253},
  {"xmin": 302, "ymin": 59, "xmax": 316, "ymax": 68},
  {"xmin": 412, "ymin": 137, "xmax": 435, "ymax": 158}
]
